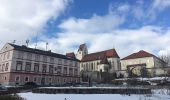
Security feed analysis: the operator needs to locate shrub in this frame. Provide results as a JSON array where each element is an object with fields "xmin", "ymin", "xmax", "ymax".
[
  {"xmin": 24, "ymin": 82, "xmax": 37, "ymax": 88},
  {"xmin": 0, "ymin": 94, "xmax": 26, "ymax": 100}
]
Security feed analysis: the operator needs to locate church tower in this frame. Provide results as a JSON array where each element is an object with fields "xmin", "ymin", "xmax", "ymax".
[{"xmin": 76, "ymin": 43, "xmax": 88, "ymax": 60}]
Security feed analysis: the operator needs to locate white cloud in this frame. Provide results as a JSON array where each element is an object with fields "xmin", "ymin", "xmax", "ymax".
[
  {"xmin": 152, "ymin": 0, "xmax": 170, "ymax": 10},
  {"xmin": 36, "ymin": 23, "xmax": 170, "ymax": 58},
  {"xmin": 0, "ymin": 0, "xmax": 69, "ymax": 46},
  {"xmin": 1, "ymin": 0, "xmax": 170, "ymax": 59},
  {"xmin": 33, "ymin": 2, "xmax": 170, "ymax": 58},
  {"xmin": 59, "ymin": 13, "xmax": 125, "ymax": 33}
]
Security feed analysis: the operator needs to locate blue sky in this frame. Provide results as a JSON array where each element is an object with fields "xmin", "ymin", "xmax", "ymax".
[{"xmin": 0, "ymin": 0, "xmax": 170, "ymax": 57}]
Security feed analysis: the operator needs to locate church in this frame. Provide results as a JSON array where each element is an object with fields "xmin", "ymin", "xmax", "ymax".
[{"xmin": 75, "ymin": 44, "xmax": 121, "ymax": 82}]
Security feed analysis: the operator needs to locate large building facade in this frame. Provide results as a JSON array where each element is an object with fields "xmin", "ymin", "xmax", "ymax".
[
  {"xmin": 0, "ymin": 43, "xmax": 80, "ymax": 86},
  {"xmin": 76, "ymin": 44, "xmax": 121, "ymax": 74},
  {"xmin": 75, "ymin": 44, "xmax": 121, "ymax": 82},
  {"xmin": 120, "ymin": 50, "xmax": 166, "ymax": 77}
]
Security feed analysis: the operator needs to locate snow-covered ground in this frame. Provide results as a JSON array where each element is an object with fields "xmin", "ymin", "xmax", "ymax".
[
  {"xmin": 18, "ymin": 89, "xmax": 170, "ymax": 100},
  {"xmin": 116, "ymin": 77, "xmax": 170, "ymax": 81}
]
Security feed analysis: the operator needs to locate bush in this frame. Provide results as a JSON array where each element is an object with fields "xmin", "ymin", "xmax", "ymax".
[
  {"xmin": 0, "ymin": 94, "xmax": 26, "ymax": 100},
  {"xmin": 24, "ymin": 82, "xmax": 37, "ymax": 88}
]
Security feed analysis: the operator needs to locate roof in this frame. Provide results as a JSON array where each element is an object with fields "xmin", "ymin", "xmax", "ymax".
[
  {"xmin": 100, "ymin": 56, "xmax": 109, "ymax": 64},
  {"xmin": 8, "ymin": 43, "xmax": 79, "ymax": 61},
  {"xmin": 81, "ymin": 49, "xmax": 119, "ymax": 62},
  {"xmin": 121, "ymin": 50, "xmax": 159, "ymax": 60},
  {"xmin": 66, "ymin": 52, "xmax": 76, "ymax": 59},
  {"xmin": 78, "ymin": 44, "xmax": 86, "ymax": 51}
]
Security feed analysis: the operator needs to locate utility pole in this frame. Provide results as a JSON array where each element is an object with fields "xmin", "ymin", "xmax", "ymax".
[
  {"xmin": 35, "ymin": 33, "xmax": 38, "ymax": 49},
  {"xmin": 46, "ymin": 42, "xmax": 48, "ymax": 51},
  {"xmin": 26, "ymin": 39, "xmax": 29, "ymax": 47}
]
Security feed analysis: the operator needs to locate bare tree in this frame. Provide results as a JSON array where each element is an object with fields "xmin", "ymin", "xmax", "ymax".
[{"xmin": 159, "ymin": 53, "xmax": 170, "ymax": 77}]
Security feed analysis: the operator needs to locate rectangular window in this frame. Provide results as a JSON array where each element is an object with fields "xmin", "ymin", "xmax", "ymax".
[
  {"xmin": 7, "ymin": 52, "xmax": 10, "ymax": 59},
  {"xmin": 50, "ymin": 57, "xmax": 54, "ymax": 63},
  {"xmin": 25, "ymin": 76, "xmax": 29, "ymax": 82},
  {"xmin": 27, "ymin": 53, "xmax": 32, "ymax": 60},
  {"xmin": 58, "ymin": 59, "xmax": 62, "ymax": 65},
  {"xmin": 33, "ymin": 77, "xmax": 37, "ymax": 82},
  {"xmin": 15, "ymin": 76, "xmax": 20, "ymax": 82},
  {"xmin": 69, "ymin": 68, "xmax": 73, "ymax": 76},
  {"xmin": 34, "ymin": 63, "xmax": 39, "ymax": 72},
  {"xmin": 57, "ymin": 66, "xmax": 62, "ymax": 75},
  {"xmin": 35, "ymin": 54, "xmax": 40, "ymax": 61},
  {"xmin": 64, "ymin": 59, "xmax": 67, "ymax": 65},
  {"xmin": 18, "ymin": 51, "xmax": 23, "ymax": 59},
  {"xmin": 0, "ymin": 54, "xmax": 2, "ymax": 61},
  {"xmin": 16, "ymin": 61, "xmax": 22, "ymax": 71},
  {"xmin": 74, "ymin": 69, "xmax": 78, "ymax": 76},
  {"xmin": 69, "ymin": 61, "xmax": 73, "ymax": 66},
  {"xmin": 49, "ymin": 65, "xmax": 54, "ymax": 74},
  {"xmin": 0, "ymin": 64, "xmax": 1, "ymax": 72},
  {"xmin": 43, "ymin": 56, "xmax": 47, "ymax": 62},
  {"xmin": 42, "ymin": 64, "xmax": 47, "ymax": 73},
  {"xmin": 63, "ymin": 67, "xmax": 67, "ymax": 75},
  {"xmin": 3, "ymin": 53, "xmax": 6, "ymax": 60},
  {"xmin": 5, "ymin": 63, "xmax": 9, "ymax": 71},
  {"xmin": 25, "ymin": 62, "xmax": 31, "ymax": 72}
]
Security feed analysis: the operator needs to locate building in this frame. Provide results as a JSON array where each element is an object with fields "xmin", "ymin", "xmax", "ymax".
[
  {"xmin": 76, "ymin": 44, "xmax": 120, "ymax": 80},
  {"xmin": 121, "ymin": 50, "xmax": 166, "ymax": 77},
  {"xmin": 0, "ymin": 43, "xmax": 80, "ymax": 86}
]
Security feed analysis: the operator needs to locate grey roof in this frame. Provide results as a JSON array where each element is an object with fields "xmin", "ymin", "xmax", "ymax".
[{"xmin": 9, "ymin": 43, "xmax": 79, "ymax": 61}]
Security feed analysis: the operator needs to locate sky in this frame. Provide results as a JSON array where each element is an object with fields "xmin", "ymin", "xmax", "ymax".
[{"xmin": 0, "ymin": 0, "xmax": 170, "ymax": 58}]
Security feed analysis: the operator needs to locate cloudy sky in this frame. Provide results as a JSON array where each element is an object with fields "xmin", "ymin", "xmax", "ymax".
[{"xmin": 0, "ymin": 0, "xmax": 170, "ymax": 58}]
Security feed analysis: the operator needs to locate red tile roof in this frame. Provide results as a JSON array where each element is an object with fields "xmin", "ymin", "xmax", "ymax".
[
  {"xmin": 121, "ymin": 50, "xmax": 158, "ymax": 60},
  {"xmin": 100, "ymin": 56, "xmax": 109, "ymax": 64},
  {"xmin": 66, "ymin": 52, "xmax": 76, "ymax": 59},
  {"xmin": 81, "ymin": 49, "xmax": 119, "ymax": 62}
]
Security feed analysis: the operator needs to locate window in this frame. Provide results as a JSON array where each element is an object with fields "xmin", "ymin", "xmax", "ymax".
[
  {"xmin": 42, "ymin": 64, "xmax": 47, "ymax": 73},
  {"xmin": 64, "ymin": 59, "xmax": 67, "ymax": 65},
  {"xmin": 25, "ymin": 76, "xmax": 29, "ymax": 82},
  {"xmin": 49, "ymin": 77, "xmax": 52, "ymax": 83},
  {"xmin": 69, "ymin": 68, "xmax": 73, "ymax": 76},
  {"xmin": 0, "ymin": 64, "xmax": 1, "ymax": 72},
  {"xmin": 4, "ymin": 76, "xmax": 6, "ymax": 80},
  {"xmin": 49, "ymin": 65, "xmax": 54, "ymax": 74},
  {"xmin": 43, "ymin": 56, "xmax": 47, "ymax": 62},
  {"xmin": 74, "ymin": 69, "xmax": 78, "ymax": 76},
  {"xmin": 5, "ymin": 63, "xmax": 9, "ymax": 71},
  {"xmin": 18, "ymin": 51, "xmax": 23, "ymax": 59},
  {"xmin": 58, "ymin": 59, "xmax": 62, "ymax": 65},
  {"xmin": 27, "ymin": 53, "xmax": 32, "ymax": 60},
  {"xmin": 91, "ymin": 63, "xmax": 93, "ymax": 71},
  {"xmin": 3, "ymin": 53, "xmax": 6, "ymax": 60},
  {"xmin": 0, "ymin": 54, "xmax": 1, "ymax": 61},
  {"xmin": 63, "ymin": 67, "xmax": 67, "ymax": 75},
  {"xmin": 1, "ymin": 64, "xmax": 4, "ymax": 72},
  {"xmin": 15, "ymin": 76, "xmax": 20, "ymax": 81},
  {"xmin": 57, "ymin": 66, "xmax": 62, "ymax": 75},
  {"xmin": 33, "ymin": 77, "xmax": 37, "ymax": 82},
  {"xmin": 34, "ymin": 63, "xmax": 39, "ymax": 72},
  {"xmin": 50, "ymin": 57, "xmax": 54, "ymax": 63},
  {"xmin": 16, "ymin": 61, "xmax": 22, "ymax": 71},
  {"xmin": 75, "ymin": 62, "xmax": 78, "ymax": 67},
  {"xmin": 7, "ymin": 52, "xmax": 10, "ymax": 59},
  {"xmin": 69, "ymin": 61, "xmax": 73, "ymax": 66},
  {"xmin": 25, "ymin": 62, "xmax": 31, "ymax": 72},
  {"xmin": 35, "ymin": 54, "xmax": 40, "ymax": 61}
]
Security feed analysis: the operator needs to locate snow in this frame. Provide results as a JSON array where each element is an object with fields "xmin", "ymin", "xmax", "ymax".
[
  {"xmin": 39, "ymin": 86, "xmax": 147, "ymax": 89},
  {"xmin": 116, "ymin": 77, "xmax": 170, "ymax": 81},
  {"xmin": 18, "ymin": 89, "xmax": 170, "ymax": 100}
]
